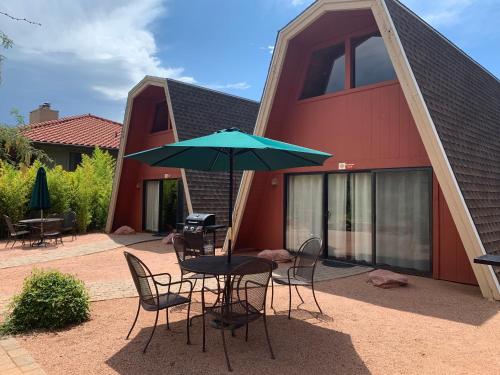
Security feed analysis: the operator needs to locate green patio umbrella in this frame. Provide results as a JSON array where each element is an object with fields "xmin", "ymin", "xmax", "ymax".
[
  {"xmin": 126, "ymin": 128, "xmax": 332, "ymax": 262},
  {"xmin": 30, "ymin": 167, "xmax": 51, "ymax": 238}
]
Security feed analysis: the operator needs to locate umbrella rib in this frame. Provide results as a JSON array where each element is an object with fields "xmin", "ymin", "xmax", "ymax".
[
  {"xmin": 151, "ymin": 147, "xmax": 193, "ymax": 167},
  {"xmin": 281, "ymin": 150, "xmax": 322, "ymax": 166},
  {"xmin": 208, "ymin": 149, "xmax": 223, "ymax": 170},
  {"xmin": 251, "ymin": 150, "xmax": 272, "ymax": 170}
]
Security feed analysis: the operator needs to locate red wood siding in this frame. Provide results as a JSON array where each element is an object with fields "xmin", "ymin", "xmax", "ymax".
[
  {"xmin": 112, "ymin": 85, "xmax": 182, "ymax": 231},
  {"xmin": 236, "ymin": 9, "xmax": 477, "ymax": 285},
  {"xmin": 435, "ymin": 183, "xmax": 477, "ymax": 284}
]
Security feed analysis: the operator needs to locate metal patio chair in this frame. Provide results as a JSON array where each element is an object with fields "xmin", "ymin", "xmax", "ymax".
[
  {"xmin": 61, "ymin": 211, "xmax": 77, "ymax": 240},
  {"xmin": 202, "ymin": 257, "xmax": 274, "ymax": 372},
  {"xmin": 3, "ymin": 215, "xmax": 30, "ymax": 248},
  {"xmin": 124, "ymin": 251, "xmax": 193, "ymax": 352},
  {"xmin": 173, "ymin": 234, "xmax": 221, "ymax": 314},
  {"xmin": 270, "ymin": 237, "xmax": 323, "ymax": 319},
  {"xmin": 44, "ymin": 213, "xmax": 63, "ymax": 245}
]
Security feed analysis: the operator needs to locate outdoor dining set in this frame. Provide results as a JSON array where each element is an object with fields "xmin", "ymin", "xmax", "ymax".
[
  {"xmin": 124, "ymin": 234, "xmax": 323, "ymax": 372},
  {"xmin": 122, "ymin": 127, "xmax": 332, "ymax": 371},
  {"xmin": 3, "ymin": 166, "xmax": 77, "ymax": 248},
  {"xmin": 3, "ymin": 211, "xmax": 77, "ymax": 248}
]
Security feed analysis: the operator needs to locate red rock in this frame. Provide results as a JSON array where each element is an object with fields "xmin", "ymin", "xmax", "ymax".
[
  {"xmin": 367, "ymin": 269, "xmax": 408, "ymax": 289},
  {"xmin": 113, "ymin": 226, "xmax": 136, "ymax": 235},
  {"xmin": 257, "ymin": 249, "xmax": 292, "ymax": 263}
]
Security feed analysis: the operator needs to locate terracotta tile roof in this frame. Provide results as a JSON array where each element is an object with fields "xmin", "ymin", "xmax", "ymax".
[{"xmin": 21, "ymin": 114, "xmax": 122, "ymax": 149}]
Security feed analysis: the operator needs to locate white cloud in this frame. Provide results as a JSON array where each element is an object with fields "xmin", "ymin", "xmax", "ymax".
[
  {"xmin": 291, "ymin": 0, "xmax": 305, "ymax": 5},
  {"xmin": 402, "ymin": 0, "xmax": 474, "ymax": 27},
  {"xmin": 208, "ymin": 82, "xmax": 251, "ymax": 90},
  {"xmin": 0, "ymin": 0, "xmax": 194, "ymax": 100},
  {"xmin": 267, "ymin": 45, "xmax": 275, "ymax": 54}
]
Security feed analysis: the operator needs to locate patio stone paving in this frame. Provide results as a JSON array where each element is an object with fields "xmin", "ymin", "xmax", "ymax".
[
  {"xmin": 0, "ymin": 234, "xmax": 156, "ymax": 270},
  {"xmin": 0, "ymin": 337, "xmax": 46, "ymax": 374}
]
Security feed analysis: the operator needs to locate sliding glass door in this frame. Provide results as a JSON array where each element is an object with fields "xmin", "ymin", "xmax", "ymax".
[
  {"xmin": 285, "ymin": 168, "xmax": 432, "ymax": 274},
  {"xmin": 286, "ymin": 174, "xmax": 323, "ymax": 252},
  {"xmin": 144, "ymin": 180, "xmax": 160, "ymax": 232},
  {"xmin": 327, "ymin": 173, "xmax": 372, "ymax": 263},
  {"xmin": 375, "ymin": 170, "xmax": 431, "ymax": 272}
]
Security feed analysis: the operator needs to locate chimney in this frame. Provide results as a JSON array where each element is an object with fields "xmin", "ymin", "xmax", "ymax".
[{"xmin": 29, "ymin": 103, "xmax": 59, "ymax": 124}]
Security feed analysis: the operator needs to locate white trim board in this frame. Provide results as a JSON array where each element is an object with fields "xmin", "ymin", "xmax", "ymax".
[{"xmin": 231, "ymin": 0, "xmax": 500, "ymax": 299}]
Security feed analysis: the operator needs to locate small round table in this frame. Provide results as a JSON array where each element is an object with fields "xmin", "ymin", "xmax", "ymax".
[{"xmin": 181, "ymin": 255, "xmax": 276, "ymax": 276}]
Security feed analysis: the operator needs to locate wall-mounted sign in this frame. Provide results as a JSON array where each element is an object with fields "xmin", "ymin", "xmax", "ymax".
[{"xmin": 338, "ymin": 162, "xmax": 355, "ymax": 170}]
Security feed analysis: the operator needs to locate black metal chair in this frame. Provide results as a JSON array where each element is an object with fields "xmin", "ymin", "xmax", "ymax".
[
  {"xmin": 173, "ymin": 234, "xmax": 221, "ymax": 319},
  {"xmin": 44, "ymin": 213, "xmax": 63, "ymax": 245},
  {"xmin": 61, "ymin": 211, "xmax": 77, "ymax": 240},
  {"xmin": 3, "ymin": 215, "xmax": 30, "ymax": 248},
  {"xmin": 124, "ymin": 251, "xmax": 193, "ymax": 352},
  {"xmin": 270, "ymin": 237, "xmax": 323, "ymax": 319},
  {"xmin": 202, "ymin": 258, "xmax": 274, "ymax": 372}
]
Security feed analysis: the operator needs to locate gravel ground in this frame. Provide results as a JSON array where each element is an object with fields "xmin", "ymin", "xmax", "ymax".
[{"xmin": 17, "ymin": 273, "xmax": 500, "ymax": 375}]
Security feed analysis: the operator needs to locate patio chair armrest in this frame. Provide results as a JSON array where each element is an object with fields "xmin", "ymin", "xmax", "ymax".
[
  {"xmin": 150, "ymin": 272, "xmax": 172, "ymax": 286},
  {"xmin": 167, "ymin": 279, "xmax": 194, "ymax": 296}
]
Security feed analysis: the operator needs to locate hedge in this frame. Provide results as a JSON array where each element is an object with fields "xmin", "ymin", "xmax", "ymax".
[{"xmin": 0, "ymin": 147, "xmax": 115, "ymax": 237}]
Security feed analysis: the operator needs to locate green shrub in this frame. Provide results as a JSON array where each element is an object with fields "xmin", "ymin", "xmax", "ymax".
[
  {"xmin": 0, "ymin": 147, "xmax": 115, "ymax": 237},
  {"xmin": 0, "ymin": 269, "xmax": 90, "ymax": 334}
]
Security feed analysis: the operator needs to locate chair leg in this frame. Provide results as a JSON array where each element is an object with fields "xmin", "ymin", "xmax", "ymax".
[
  {"xmin": 126, "ymin": 301, "xmax": 141, "ymax": 339},
  {"xmin": 166, "ymin": 308, "xmax": 170, "ymax": 330},
  {"xmin": 295, "ymin": 285, "xmax": 304, "ymax": 304},
  {"xmin": 144, "ymin": 309, "xmax": 159, "ymax": 353},
  {"xmin": 270, "ymin": 278, "xmax": 274, "ymax": 309},
  {"xmin": 220, "ymin": 325, "xmax": 232, "ymax": 372},
  {"xmin": 311, "ymin": 281, "xmax": 322, "ymax": 315},
  {"xmin": 202, "ymin": 280, "xmax": 206, "ymax": 352},
  {"xmin": 263, "ymin": 314, "xmax": 275, "ymax": 360},
  {"xmin": 186, "ymin": 301, "xmax": 192, "ymax": 345},
  {"xmin": 5, "ymin": 238, "xmax": 9, "ymax": 248},
  {"xmin": 11, "ymin": 239, "xmax": 16, "ymax": 249},
  {"xmin": 288, "ymin": 282, "xmax": 292, "ymax": 319}
]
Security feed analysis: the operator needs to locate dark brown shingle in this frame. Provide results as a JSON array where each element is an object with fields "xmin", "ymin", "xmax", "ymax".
[{"xmin": 385, "ymin": 0, "xmax": 500, "ymax": 269}]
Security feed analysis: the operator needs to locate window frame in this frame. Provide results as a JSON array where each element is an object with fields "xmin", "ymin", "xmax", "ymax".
[
  {"xmin": 351, "ymin": 31, "xmax": 397, "ymax": 89},
  {"xmin": 150, "ymin": 100, "xmax": 171, "ymax": 134},
  {"xmin": 297, "ymin": 27, "xmax": 398, "ymax": 102}
]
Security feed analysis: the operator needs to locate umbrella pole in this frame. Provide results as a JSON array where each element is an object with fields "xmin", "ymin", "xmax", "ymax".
[
  {"xmin": 40, "ymin": 209, "xmax": 44, "ymax": 245},
  {"xmin": 227, "ymin": 149, "xmax": 233, "ymax": 263}
]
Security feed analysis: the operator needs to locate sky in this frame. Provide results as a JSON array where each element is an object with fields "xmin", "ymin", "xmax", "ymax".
[{"xmin": 0, "ymin": 0, "xmax": 499, "ymax": 124}]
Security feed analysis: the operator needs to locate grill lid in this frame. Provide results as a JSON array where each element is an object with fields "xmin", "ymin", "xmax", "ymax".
[{"xmin": 185, "ymin": 213, "xmax": 215, "ymax": 226}]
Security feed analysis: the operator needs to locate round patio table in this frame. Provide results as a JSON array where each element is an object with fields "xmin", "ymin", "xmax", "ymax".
[
  {"xmin": 19, "ymin": 217, "xmax": 63, "ymax": 246},
  {"xmin": 181, "ymin": 255, "xmax": 277, "ymax": 276}
]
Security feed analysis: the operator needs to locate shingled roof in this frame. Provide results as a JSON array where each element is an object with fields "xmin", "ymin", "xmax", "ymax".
[
  {"xmin": 21, "ymin": 114, "xmax": 122, "ymax": 149},
  {"xmin": 167, "ymin": 79, "xmax": 259, "ymax": 245},
  {"xmin": 384, "ymin": 0, "xmax": 500, "ymax": 278}
]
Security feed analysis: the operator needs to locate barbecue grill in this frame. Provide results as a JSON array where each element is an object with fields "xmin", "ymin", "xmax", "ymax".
[{"xmin": 182, "ymin": 213, "xmax": 225, "ymax": 256}]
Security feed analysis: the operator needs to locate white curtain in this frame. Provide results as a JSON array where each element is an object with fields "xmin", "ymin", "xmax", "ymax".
[
  {"xmin": 145, "ymin": 181, "xmax": 160, "ymax": 232},
  {"xmin": 327, "ymin": 174, "xmax": 348, "ymax": 257},
  {"xmin": 351, "ymin": 173, "xmax": 372, "ymax": 262},
  {"xmin": 286, "ymin": 175, "xmax": 323, "ymax": 252},
  {"xmin": 375, "ymin": 171, "xmax": 431, "ymax": 271}
]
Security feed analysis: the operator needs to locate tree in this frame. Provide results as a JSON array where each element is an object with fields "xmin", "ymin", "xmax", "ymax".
[
  {"xmin": 0, "ymin": 30, "xmax": 13, "ymax": 83},
  {"xmin": 0, "ymin": 110, "xmax": 50, "ymax": 166},
  {"xmin": 0, "ymin": 11, "xmax": 41, "ymax": 82}
]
